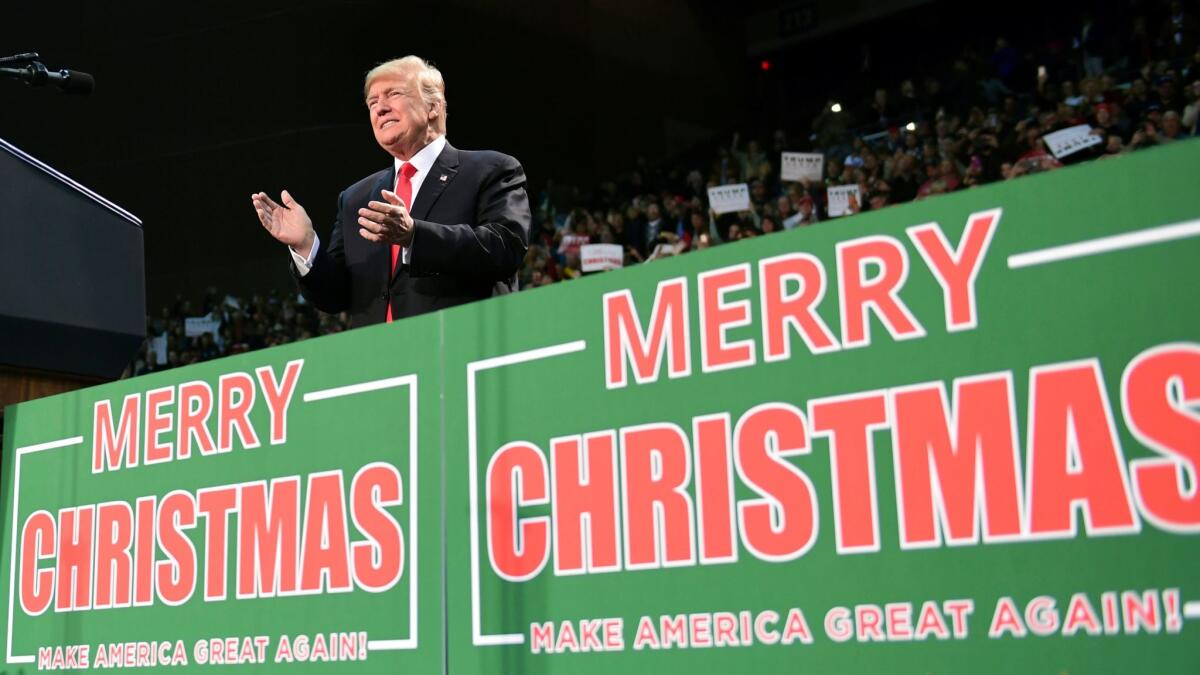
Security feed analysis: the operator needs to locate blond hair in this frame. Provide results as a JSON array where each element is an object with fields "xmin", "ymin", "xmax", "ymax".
[{"xmin": 364, "ymin": 56, "xmax": 447, "ymax": 133}]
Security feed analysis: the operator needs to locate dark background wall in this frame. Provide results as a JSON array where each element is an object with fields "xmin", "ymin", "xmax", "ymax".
[
  {"xmin": 0, "ymin": 0, "xmax": 747, "ymax": 308},
  {"xmin": 0, "ymin": 0, "xmax": 1112, "ymax": 309}
]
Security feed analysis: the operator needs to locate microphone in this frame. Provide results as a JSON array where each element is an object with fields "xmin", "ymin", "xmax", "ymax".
[
  {"xmin": 0, "ymin": 58, "xmax": 94, "ymax": 95},
  {"xmin": 47, "ymin": 68, "xmax": 95, "ymax": 95}
]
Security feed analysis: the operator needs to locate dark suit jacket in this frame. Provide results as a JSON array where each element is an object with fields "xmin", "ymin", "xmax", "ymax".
[{"xmin": 295, "ymin": 142, "xmax": 530, "ymax": 326}]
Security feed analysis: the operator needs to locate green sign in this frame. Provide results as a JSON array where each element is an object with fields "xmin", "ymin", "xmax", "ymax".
[{"xmin": 4, "ymin": 140, "xmax": 1200, "ymax": 673}]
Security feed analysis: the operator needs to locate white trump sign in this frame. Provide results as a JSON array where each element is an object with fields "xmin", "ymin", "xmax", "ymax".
[
  {"xmin": 1043, "ymin": 125, "xmax": 1103, "ymax": 159},
  {"xmin": 707, "ymin": 183, "xmax": 751, "ymax": 214},
  {"xmin": 185, "ymin": 315, "xmax": 221, "ymax": 339},
  {"xmin": 781, "ymin": 152, "xmax": 824, "ymax": 182},
  {"xmin": 826, "ymin": 184, "xmax": 862, "ymax": 218}
]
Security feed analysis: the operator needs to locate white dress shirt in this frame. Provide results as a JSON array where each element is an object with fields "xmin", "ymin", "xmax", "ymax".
[{"xmin": 292, "ymin": 134, "xmax": 448, "ymax": 275}]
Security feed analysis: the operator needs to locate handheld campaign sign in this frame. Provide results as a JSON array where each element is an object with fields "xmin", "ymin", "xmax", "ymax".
[
  {"xmin": 581, "ymin": 244, "xmax": 625, "ymax": 273},
  {"xmin": 781, "ymin": 152, "xmax": 824, "ymax": 183},
  {"xmin": 184, "ymin": 315, "xmax": 221, "ymax": 339},
  {"xmin": 826, "ymin": 183, "xmax": 862, "ymax": 217},
  {"xmin": 1043, "ymin": 125, "xmax": 1104, "ymax": 159},
  {"xmin": 707, "ymin": 184, "xmax": 751, "ymax": 215},
  {"xmin": 4, "ymin": 141, "xmax": 1200, "ymax": 674}
]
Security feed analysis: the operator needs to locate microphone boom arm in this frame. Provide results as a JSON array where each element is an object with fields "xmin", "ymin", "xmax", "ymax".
[{"xmin": 0, "ymin": 55, "xmax": 93, "ymax": 95}]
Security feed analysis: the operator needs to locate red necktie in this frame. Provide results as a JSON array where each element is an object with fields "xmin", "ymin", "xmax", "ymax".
[{"xmin": 386, "ymin": 162, "xmax": 418, "ymax": 323}]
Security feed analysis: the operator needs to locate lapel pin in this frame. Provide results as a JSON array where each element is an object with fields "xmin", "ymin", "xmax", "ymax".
[{"xmin": 439, "ymin": 174, "xmax": 448, "ymax": 182}]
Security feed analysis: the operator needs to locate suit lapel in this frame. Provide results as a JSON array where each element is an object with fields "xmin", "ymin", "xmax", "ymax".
[
  {"xmin": 391, "ymin": 143, "xmax": 460, "ymax": 282},
  {"xmin": 369, "ymin": 168, "xmax": 395, "ymax": 285},
  {"xmin": 410, "ymin": 142, "xmax": 460, "ymax": 222}
]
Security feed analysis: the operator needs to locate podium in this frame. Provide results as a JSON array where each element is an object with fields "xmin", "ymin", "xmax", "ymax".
[{"xmin": 0, "ymin": 137, "xmax": 144, "ymax": 430}]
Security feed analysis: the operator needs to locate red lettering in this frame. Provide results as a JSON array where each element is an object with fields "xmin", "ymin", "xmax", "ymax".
[
  {"xmin": 144, "ymin": 387, "xmax": 175, "ymax": 464},
  {"xmin": 555, "ymin": 621, "xmax": 579, "ymax": 653},
  {"xmin": 1063, "ymin": 593, "xmax": 1101, "ymax": 636},
  {"xmin": 621, "ymin": 424, "xmax": 695, "ymax": 568},
  {"xmin": 693, "ymin": 414, "xmax": 737, "ymax": 563},
  {"xmin": 809, "ymin": 392, "xmax": 888, "ymax": 553},
  {"xmin": 486, "ymin": 442, "xmax": 550, "ymax": 581},
  {"xmin": 836, "ymin": 235, "xmax": 924, "ymax": 348},
  {"xmin": 531, "ymin": 622, "xmax": 555, "ymax": 654},
  {"xmin": 93, "ymin": 394, "xmax": 141, "ymax": 472},
  {"xmin": 855, "ymin": 605, "xmax": 884, "ymax": 641},
  {"xmin": 177, "ymin": 381, "xmax": 215, "ymax": 459},
  {"xmin": 351, "ymin": 463, "xmax": 405, "ymax": 591},
  {"xmin": 603, "ymin": 279, "xmax": 690, "ymax": 388},
  {"xmin": 892, "ymin": 375, "xmax": 1023, "ymax": 547},
  {"xmin": 580, "ymin": 619, "xmax": 603, "ymax": 651},
  {"xmin": 906, "ymin": 209, "xmax": 999, "ymax": 332},
  {"xmin": 299, "ymin": 472, "xmax": 352, "ymax": 592},
  {"xmin": 988, "ymin": 597, "xmax": 1026, "ymax": 637},
  {"xmin": 690, "ymin": 613, "xmax": 712, "ymax": 647},
  {"xmin": 915, "ymin": 601, "xmax": 950, "ymax": 640},
  {"xmin": 1123, "ymin": 343, "xmax": 1200, "ymax": 531},
  {"xmin": 735, "ymin": 404, "xmax": 817, "ymax": 561},
  {"xmin": 759, "ymin": 252, "xmax": 839, "ymax": 361},
  {"xmin": 886, "ymin": 603, "xmax": 913, "ymax": 640},
  {"xmin": 19, "ymin": 510, "xmax": 55, "ymax": 615},
  {"xmin": 944, "ymin": 599, "xmax": 973, "ymax": 637},
  {"xmin": 661, "ymin": 614, "xmax": 687, "ymax": 648},
  {"xmin": 1028, "ymin": 361, "xmax": 1138, "ymax": 537},
  {"xmin": 633, "ymin": 616, "xmax": 660, "ymax": 650},
  {"xmin": 552, "ymin": 433, "xmax": 619, "ymax": 574},
  {"xmin": 94, "ymin": 502, "xmax": 133, "ymax": 608},
  {"xmin": 198, "ymin": 486, "xmax": 239, "ymax": 600},
  {"xmin": 1122, "ymin": 590, "xmax": 1161, "ymax": 633},
  {"xmin": 1025, "ymin": 596, "xmax": 1059, "ymax": 636},
  {"xmin": 713, "ymin": 612, "xmax": 739, "ymax": 646},
  {"xmin": 237, "ymin": 479, "xmax": 299, "ymax": 597},
  {"xmin": 217, "ymin": 373, "xmax": 260, "ymax": 452},
  {"xmin": 699, "ymin": 264, "xmax": 755, "ymax": 372},
  {"xmin": 255, "ymin": 360, "xmax": 304, "ymax": 445},
  {"xmin": 782, "ymin": 608, "xmax": 813, "ymax": 644},
  {"xmin": 55, "ymin": 506, "xmax": 94, "ymax": 611},
  {"xmin": 156, "ymin": 491, "xmax": 196, "ymax": 606},
  {"xmin": 133, "ymin": 497, "xmax": 156, "ymax": 605}
]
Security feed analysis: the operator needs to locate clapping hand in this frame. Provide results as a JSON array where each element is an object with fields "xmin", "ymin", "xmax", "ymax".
[
  {"xmin": 357, "ymin": 190, "xmax": 415, "ymax": 246},
  {"xmin": 252, "ymin": 190, "xmax": 315, "ymax": 257}
]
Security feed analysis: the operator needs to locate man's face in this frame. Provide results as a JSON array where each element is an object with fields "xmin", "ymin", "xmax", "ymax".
[
  {"xmin": 647, "ymin": 203, "xmax": 662, "ymax": 221},
  {"xmin": 366, "ymin": 74, "xmax": 431, "ymax": 157}
]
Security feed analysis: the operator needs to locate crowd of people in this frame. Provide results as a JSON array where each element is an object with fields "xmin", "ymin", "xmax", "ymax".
[
  {"xmin": 132, "ymin": 1, "xmax": 1199, "ymax": 374},
  {"xmin": 520, "ymin": 3, "xmax": 1199, "ymax": 287},
  {"xmin": 129, "ymin": 289, "xmax": 348, "ymax": 377}
]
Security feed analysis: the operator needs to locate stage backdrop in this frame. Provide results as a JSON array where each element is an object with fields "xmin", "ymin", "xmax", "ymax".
[{"xmin": 4, "ymin": 140, "xmax": 1199, "ymax": 673}]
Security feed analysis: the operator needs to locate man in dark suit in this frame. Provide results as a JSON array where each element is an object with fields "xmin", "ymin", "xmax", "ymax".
[{"xmin": 252, "ymin": 56, "xmax": 530, "ymax": 326}]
